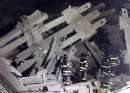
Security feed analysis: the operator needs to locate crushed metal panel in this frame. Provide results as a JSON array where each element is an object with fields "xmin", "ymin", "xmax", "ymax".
[{"xmin": 119, "ymin": 8, "xmax": 130, "ymax": 66}]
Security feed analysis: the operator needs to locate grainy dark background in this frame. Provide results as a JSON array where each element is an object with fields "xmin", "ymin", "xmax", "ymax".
[{"xmin": 0, "ymin": 0, "xmax": 127, "ymax": 37}]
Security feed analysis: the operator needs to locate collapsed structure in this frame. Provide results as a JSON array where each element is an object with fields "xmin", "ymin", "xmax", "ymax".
[{"xmin": 0, "ymin": 2, "xmax": 130, "ymax": 93}]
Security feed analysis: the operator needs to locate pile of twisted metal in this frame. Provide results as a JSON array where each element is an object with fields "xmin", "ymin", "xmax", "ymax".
[{"xmin": 0, "ymin": 1, "xmax": 130, "ymax": 93}]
